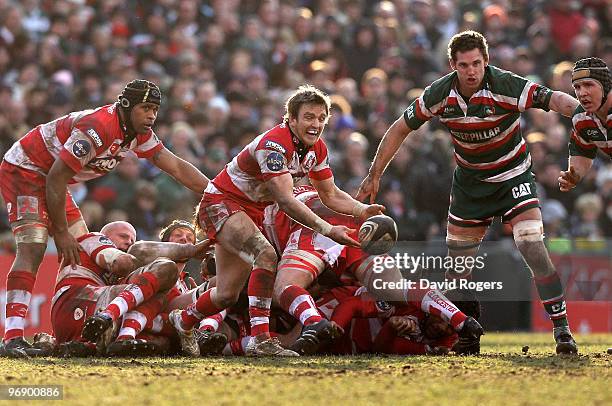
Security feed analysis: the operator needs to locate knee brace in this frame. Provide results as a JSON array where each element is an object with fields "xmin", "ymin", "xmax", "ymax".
[
  {"xmin": 512, "ymin": 220, "xmax": 544, "ymax": 243},
  {"xmin": 278, "ymin": 250, "xmax": 325, "ymax": 279},
  {"xmin": 12, "ymin": 221, "xmax": 49, "ymax": 244},
  {"xmin": 446, "ymin": 233, "xmax": 482, "ymax": 251}
]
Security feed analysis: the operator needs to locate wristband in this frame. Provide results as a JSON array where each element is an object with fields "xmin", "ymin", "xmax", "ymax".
[
  {"xmin": 352, "ymin": 201, "xmax": 367, "ymax": 218},
  {"xmin": 314, "ymin": 218, "xmax": 333, "ymax": 236}
]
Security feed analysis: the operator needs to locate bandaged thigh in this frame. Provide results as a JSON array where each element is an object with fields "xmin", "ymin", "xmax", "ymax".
[{"xmin": 12, "ymin": 220, "xmax": 49, "ymax": 244}]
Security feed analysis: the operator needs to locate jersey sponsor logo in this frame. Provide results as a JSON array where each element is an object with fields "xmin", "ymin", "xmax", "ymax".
[
  {"xmin": 107, "ymin": 105, "xmax": 116, "ymax": 114},
  {"xmin": 109, "ymin": 143, "xmax": 120, "ymax": 155},
  {"xmin": 450, "ymin": 126, "xmax": 501, "ymax": 142},
  {"xmin": 266, "ymin": 151, "xmax": 284, "ymax": 172},
  {"xmin": 87, "ymin": 128, "xmax": 103, "ymax": 147},
  {"xmin": 585, "ymin": 129, "xmax": 602, "ymax": 139},
  {"xmin": 484, "ymin": 105, "xmax": 495, "ymax": 116},
  {"xmin": 302, "ymin": 152, "xmax": 317, "ymax": 171},
  {"xmin": 376, "ymin": 300, "xmax": 393, "ymax": 312},
  {"xmin": 89, "ymin": 157, "xmax": 119, "ymax": 171},
  {"xmin": 99, "ymin": 236, "xmax": 113, "ymax": 245},
  {"xmin": 73, "ymin": 308, "xmax": 84, "ymax": 320},
  {"xmin": 73, "ymin": 139, "xmax": 91, "ymax": 158},
  {"xmin": 512, "ymin": 182, "xmax": 532, "ymax": 199},
  {"xmin": 265, "ymin": 140, "xmax": 286, "ymax": 154},
  {"xmin": 16, "ymin": 196, "xmax": 39, "ymax": 220},
  {"xmin": 442, "ymin": 105, "xmax": 460, "ymax": 117}
]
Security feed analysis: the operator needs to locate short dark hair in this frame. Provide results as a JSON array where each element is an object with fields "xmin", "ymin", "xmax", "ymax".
[
  {"xmin": 447, "ymin": 31, "xmax": 489, "ymax": 62},
  {"xmin": 283, "ymin": 84, "xmax": 331, "ymax": 122}
]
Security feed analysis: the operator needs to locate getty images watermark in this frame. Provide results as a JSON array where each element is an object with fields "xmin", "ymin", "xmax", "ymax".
[{"xmin": 371, "ymin": 253, "xmax": 504, "ymax": 292}]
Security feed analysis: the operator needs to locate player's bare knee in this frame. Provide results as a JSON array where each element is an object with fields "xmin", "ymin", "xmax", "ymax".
[
  {"xmin": 150, "ymin": 258, "xmax": 179, "ymax": 289},
  {"xmin": 214, "ymin": 289, "xmax": 240, "ymax": 309}
]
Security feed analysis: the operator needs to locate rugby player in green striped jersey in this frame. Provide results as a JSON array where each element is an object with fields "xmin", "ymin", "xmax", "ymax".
[{"xmin": 357, "ymin": 31, "xmax": 579, "ymax": 354}]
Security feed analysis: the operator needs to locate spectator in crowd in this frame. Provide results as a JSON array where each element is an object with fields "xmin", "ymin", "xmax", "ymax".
[{"xmin": 0, "ymin": 0, "xmax": 610, "ymax": 246}]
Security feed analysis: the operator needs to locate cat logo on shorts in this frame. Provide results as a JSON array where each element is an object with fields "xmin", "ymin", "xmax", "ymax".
[
  {"xmin": 73, "ymin": 308, "xmax": 84, "ymax": 320},
  {"xmin": 512, "ymin": 183, "xmax": 532, "ymax": 199}
]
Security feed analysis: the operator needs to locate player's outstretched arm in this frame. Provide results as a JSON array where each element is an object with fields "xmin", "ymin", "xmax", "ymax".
[
  {"xmin": 549, "ymin": 91, "xmax": 579, "ymax": 117},
  {"xmin": 266, "ymin": 173, "xmax": 359, "ymax": 247},
  {"xmin": 356, "ymin": 116, "xmax": 412, "ymax": 203},
  {"xmin": 310, "ymin": 176, "xmax": 385, "ymax": 220},
  {"xmin": 558, "ymin": 155, "xmax": 593, "ymax": 192},
  {"xmin": 46, "ymin": 160, "xmax": 81, "ymax": 267},
  {"xmin": 127, "ymin": 239, "xmax": 212, "ymax": 265},
  {"xmin": 148, "ymin": 146, "xmax": 209, "ymax": 193}
]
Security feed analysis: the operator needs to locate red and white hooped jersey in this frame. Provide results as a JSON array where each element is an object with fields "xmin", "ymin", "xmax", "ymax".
[
  {"xmin": 3, "ymin": 103, "xmax": 162, "ymax": 183},
  {"xmin": 210, "ymin": 123, "xmax": 333, "ymax": 205},
  {"xmin": 263, "ymin": 185, "xmax": 359, "ymax": 255},
  {"xmin": 54, "ymin": 232, "xmax": 120, "ymax": 291}
]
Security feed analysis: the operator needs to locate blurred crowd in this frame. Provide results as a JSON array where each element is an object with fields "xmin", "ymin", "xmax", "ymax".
[{"xmin": 0, "ymin": 0, "xmax": 611, "ymax": 251}]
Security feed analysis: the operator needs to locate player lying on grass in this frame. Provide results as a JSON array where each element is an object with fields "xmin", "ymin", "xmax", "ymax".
[
  {"xmin": 50, "ymin": 221, "xmax": 208, "ymax": 356},
  {"xmin": 267, "ymin": 186, "xmax": 482, "ymax": 354},
  {"xmin": 103, "ymin": 219, "xmax": 213, "ymax": 357},
  {"xmin": 190, "ymin": 186, "xmax": 482, "ymax": 355},
  {"xmin": 196, "ymin": 281, "xmax": 480, "ymax": 356},
  {"xmin": 323, "ymin": 286, "xmax": 481, "ymax": 355}
]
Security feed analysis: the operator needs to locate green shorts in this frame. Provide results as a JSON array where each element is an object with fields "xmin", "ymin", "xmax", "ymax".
[{"xmin": 448, "ymin": 169, "xmax": 540, "ymax": 227}]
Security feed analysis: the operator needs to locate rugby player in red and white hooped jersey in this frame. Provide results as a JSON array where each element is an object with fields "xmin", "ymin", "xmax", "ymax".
[
  {"xmin": 0, "ymin": 80, "xmax": 209, "ymax": 357},
  {"xmin": 258, "ymin": 186, "xmax": 481, "ymax": 355},
  {"xmin": 52, "ymin": 220, "xmax": 208, "ymax": 356},
  {"xmin": 357, "ymin": 31, "xmax": 579, "ymax": 354},
  {"xmin": 175, "ymin": 85, "xmax": 384, "ymax": 356}
]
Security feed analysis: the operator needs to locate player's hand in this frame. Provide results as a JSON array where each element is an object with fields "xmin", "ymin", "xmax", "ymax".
[
  {"xmin": 388, "ymin": 316, "xmax": 417, "ymax": 335},
  {"xmin": 355, "ymin": 173, "xmax": 381, "ymax": 204},
  {"xmin": 55, "ymin": 231, "xmax": 81, "ymax": 269},
  {"xmin": 359, "ymin": 203, "xmax": 386, "ymax": 221},
  {"xmin": 327, "ymin": 225, "xmax": 360, "ymax": 248},
  {"xmin": 330, "ymin": 320, "xmax": 345, "ymax": 337},
  {"xmin": 558, "ymin": 166, "xmax": 581, "ymax": 192},
  {"xmin": 192, "ymin": 239, "xmax": 213, "ymax": 260}
]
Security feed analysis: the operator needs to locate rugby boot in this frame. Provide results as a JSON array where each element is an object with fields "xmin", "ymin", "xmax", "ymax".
[
  {"xmin": 58, "ymin": 341, "xmax": 97, "ymax": 358},
  {"xmin": 106, "ymin": 339, "xmax": 159, "ymax": 357},
  {"xmin": 291, "ymin": 319, "xmax": 338, "ymax": 355},
  {"xmin": 246, "ymin": 335, "xmax": 299, "ymax": 357},
  {"xmin": 169, "ymin": 309, "xmax": 200, "ymax": 357},
  {"xmin": 0, "ymin": 337, "xmax": 37, "ymax": 358},
  {"xmin": 82, "ymin": 312, "xmax": 114, "ymax": 343},
  {"xmin": 196, "ymin": 329, "xmax": 228, "ymax": 356},
  {"xmin": 454, "ymin": 317, "xmax": 484, "ymax": 355},
  {"xmin": 554, "ymin": 328, "xmax": 578, "ymax": 355}
]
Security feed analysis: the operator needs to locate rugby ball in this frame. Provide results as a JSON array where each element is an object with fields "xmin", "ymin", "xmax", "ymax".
[{"xmin": 358, "ymin": 214, "xmax": 398, "ymax": 255}]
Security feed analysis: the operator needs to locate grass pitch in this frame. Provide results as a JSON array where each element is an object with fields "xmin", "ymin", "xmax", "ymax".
[{"xmin": 1, "ymin": 333, "xmax": 610, "ymax": 405}]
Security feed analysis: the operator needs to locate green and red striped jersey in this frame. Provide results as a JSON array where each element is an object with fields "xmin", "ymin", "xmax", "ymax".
[
  {"xmin": 404, "ymin": 65, "xmax": 553, "ymax": 182},
  {"xmin": 569, "ymin": 104, "xmax": 612, "ymax": 159}
]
